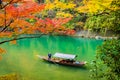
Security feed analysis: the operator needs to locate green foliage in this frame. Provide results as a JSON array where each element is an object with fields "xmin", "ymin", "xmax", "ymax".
[
  {"xmin": 97, "ymin": 39, "xmax": 120, "ymax": 76},
  {"xmin": 26, "ymin": 18, "xmax": 37, "ymax": 24},
  {"xmin": 85, "ymin": 10, "xmax": 120, "ymax": 34},
  {"xmin": 64, "ymin": 13, "xmax": 86, "ymax": 30},
  {"xmin": 90, "ymin": 60, "xmax": 105, "ymax": 80},
  {"xmin": 83, "ymin": 0, "xmax": 120, "ymax": 34},
  {"xmin": 91, "ymin": 39, "xmax": 120, "ymax": 80}
]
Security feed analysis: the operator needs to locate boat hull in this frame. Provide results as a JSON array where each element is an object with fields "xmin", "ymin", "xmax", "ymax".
[{"xmin": 41, "ymin": 56, "xmax": 86, "ymax": 67}]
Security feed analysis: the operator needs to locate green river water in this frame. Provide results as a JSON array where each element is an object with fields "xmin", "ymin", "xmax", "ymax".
[{"xmin": 0, "ymin": 35, "xmax": 103, "ymax": 80}]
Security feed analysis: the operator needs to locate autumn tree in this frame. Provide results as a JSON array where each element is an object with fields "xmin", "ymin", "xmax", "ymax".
[
  {"xmin": 0, "ymin": 0, "xmax": 44, "ymax": 59},
  {"xmin": 38, "ymin": 0, "xmax": 86, "ymax": 30},
  {"xmin": 0, "ymin": 0, "xmax": 75, "ymax": 37},
  {"xmin": 0, "ymin": 0, "xmax": 75, "ymax": 59},
  {"xmin": 78, "ymin": 0, "xmax": 120, "ymax": 35}
]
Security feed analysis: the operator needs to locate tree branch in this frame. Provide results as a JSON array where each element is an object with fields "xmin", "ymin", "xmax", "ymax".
[
  {"xmin": 0, "ymin": 20, "xmax": 14, "ymax": 32},
  {"xmin": 0, "ymin": 0, "xmax": 20, "ymax": 9},
  {"xmin": 0, "ymin": 4, "xmax": 2, "ymax": 9},
  {"xmin": 94, "ymin": 12, "xmax": 110, "ymax": 16},
  {"xmin": 0, "ymin": 34, "xmax": 44, "ymax": 44},
  {"xmin": 1, "ymin": 0, "xmax": 14, "ymax": 9}
]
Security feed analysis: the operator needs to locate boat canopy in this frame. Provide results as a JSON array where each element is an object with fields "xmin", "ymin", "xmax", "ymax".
[{"xmin": 53, "ymin": 52, "xmax": 77, "ymax": 59}]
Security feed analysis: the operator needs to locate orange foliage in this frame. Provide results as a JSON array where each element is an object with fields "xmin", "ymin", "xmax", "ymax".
[
  {"xmin": 0, "ymin": 0, "xmax": 76, "ymax": 60},
  {"xmin": 0, "ymin": 32, "xmax": 12, "ymax": 37},
  {"xmin": 0, "ymin": 13, "xmax": 12, "ymax": 26},
  {"xmin": 10, "ymin": 40, "xmax": 17, "ymax": 44},
  {"xmin": 0, "ymin": 46, "xmax": 6, "ymax": 60},
  {"xmin": 0, "ymin": 0, "xmax": 75, "ymax": 38},
  {"xmin": 34, "ymin": 17, "xmax": 75, "ymax": 35},
  {"xmin": 2, "ymin": 0, "xmax": 21, "ymax": 3},
  {"xmin": 2, "ymin": 0, "xmax": 33, "ymax": 3},
  {"xmin": 0, "ymin": 0, "xmax": 45, "ymax": 37},
  {"xmin": 5, "ymin": 2, "xmax": 45, "ymax": 18},
  {"xmin": 0, "ymin": 48, "xmax": 6, "ymax": 54}
]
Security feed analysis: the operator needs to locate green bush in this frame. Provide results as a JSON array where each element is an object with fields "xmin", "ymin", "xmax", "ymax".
[{"xmin": 90, "ymin": 39, "xmax": 120, "ymax": 80}]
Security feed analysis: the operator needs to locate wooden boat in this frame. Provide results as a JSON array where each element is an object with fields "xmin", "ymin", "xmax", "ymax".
[{"xmin": 37, "ymin": 52, "xmax": 86, "ymax": 67}]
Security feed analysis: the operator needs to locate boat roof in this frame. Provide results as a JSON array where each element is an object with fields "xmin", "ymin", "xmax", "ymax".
[{"xmin": 53, "ymin": 52, "xmax": 77, "ymax": 59}]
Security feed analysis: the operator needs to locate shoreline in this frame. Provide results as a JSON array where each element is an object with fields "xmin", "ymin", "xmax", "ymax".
[{"xmin": 73, "ymin": 31, "xmax": 119, "ymax": 40}]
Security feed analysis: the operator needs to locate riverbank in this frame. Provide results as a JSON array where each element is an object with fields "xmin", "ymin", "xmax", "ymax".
[{"xmin": 73, "ymin": 31, "xmax": 118, "ymax": 40}]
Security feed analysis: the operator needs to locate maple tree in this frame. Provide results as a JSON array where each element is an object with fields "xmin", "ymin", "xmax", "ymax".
[
  {"xmin": 0, "ymin": 0, "xmax": 45, "ymax": 36},
  {"xmin": 0, "ymin": 0, "xmax": 75, "ymax": 37},
  {"xmin": 0, "ymin": 0, "xmax": 76, "ymax": 59}
]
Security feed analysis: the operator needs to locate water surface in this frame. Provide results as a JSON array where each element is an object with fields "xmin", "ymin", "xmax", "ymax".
[{"xmin": 0, "ymin": 35, "xmax": 103, "ymax": 80}]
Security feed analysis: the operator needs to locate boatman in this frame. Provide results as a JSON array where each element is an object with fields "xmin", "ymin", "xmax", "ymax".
[{"xmin": 48, "ymin": 53, "xmax": 52, "ymax": 60}]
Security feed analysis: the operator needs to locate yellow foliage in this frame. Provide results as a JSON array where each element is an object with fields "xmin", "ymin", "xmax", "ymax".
[
  {"xmin": 45, "ymin": 0, "xmax": 76, "ymax": 10},
  {"xmin": 0, "ymin": 73, "xmax": 19, "ymax": 80},
  {"xmin": 0, "ymin": 56, "xmax": 2, "ymax": 60},
  {"xmin": 45, "ymin": 0, "xmax": 51, "ymax": 3},
  {"xmin": 77, "ymin": 22, "xmax": 84, "ymax": 27},
  {"xmin": 43, "ymin": 0, "xmax": 76, "ymax": 18},
  {"xmin": 56, "ymin": 12, "xmax": 73, "ymax": 18},
  {"xmin": 45, "ymin": 3, "xmax": 55, "ymax": 10},
  {"xmin": 77, "ymin": 0, "xmax": 115, "ymax": 14}
]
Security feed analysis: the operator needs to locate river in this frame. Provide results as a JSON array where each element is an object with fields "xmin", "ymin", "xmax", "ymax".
[{"xmin": 0, "ymin": 35, "xmax": 103, "ymax": 80}]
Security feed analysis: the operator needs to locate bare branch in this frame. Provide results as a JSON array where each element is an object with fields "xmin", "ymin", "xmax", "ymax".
[
  {"xmin": 0, "ymin": 34, "xmax": 44, "ymax": 44},
  {"xmin": 1, "ymin": 0, "xmax": 14, "ymax": 9}
]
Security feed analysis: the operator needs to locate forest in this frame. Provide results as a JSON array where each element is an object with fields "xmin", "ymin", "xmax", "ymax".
[{"xmin": 0, "ymin": 0, "xmax": 120, "ymax": 80}]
